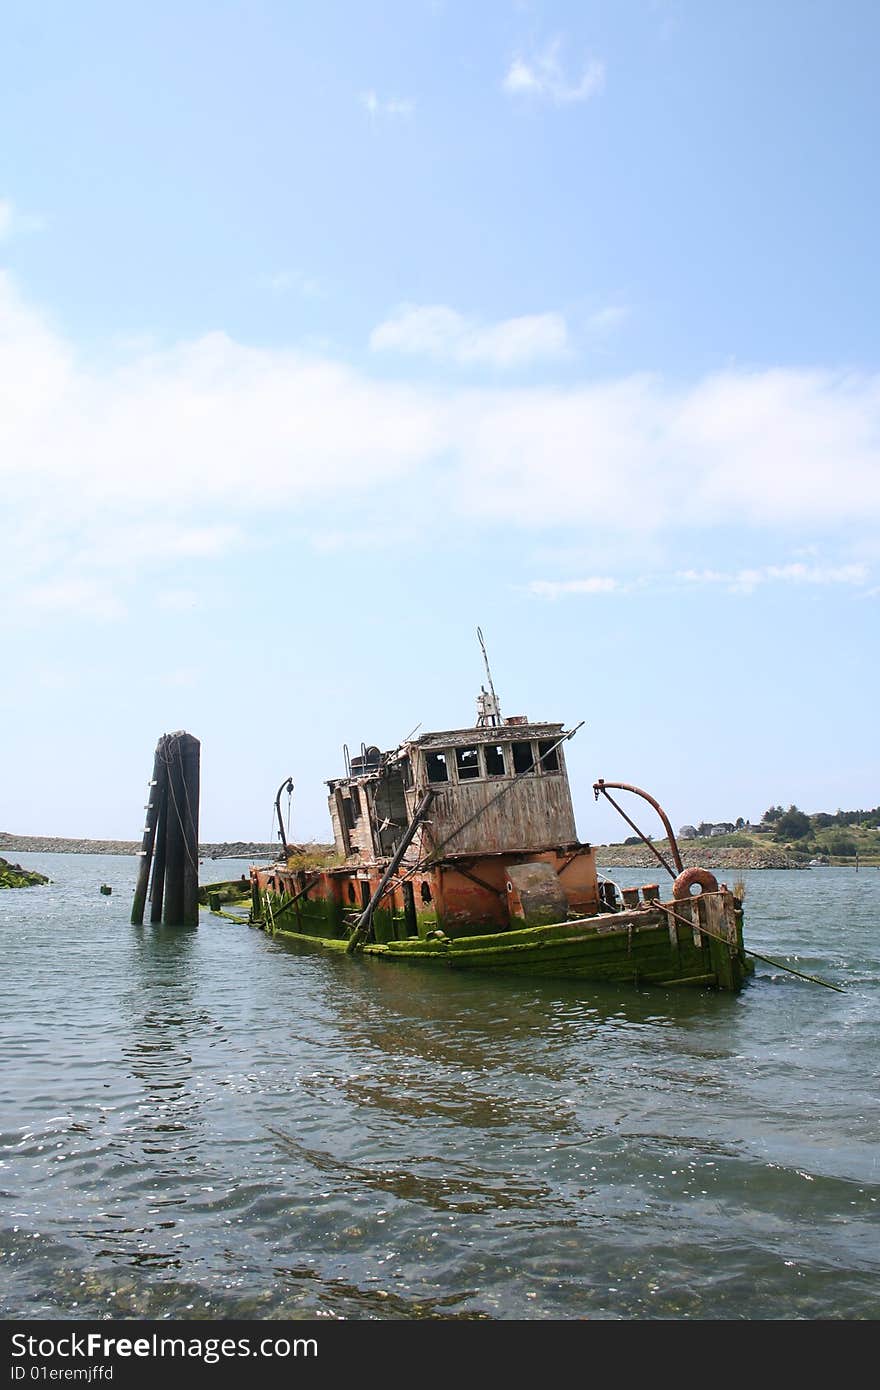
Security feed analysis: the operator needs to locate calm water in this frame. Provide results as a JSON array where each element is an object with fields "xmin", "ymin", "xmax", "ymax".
[{"xmin": 1, "ymin": 853, "xmax": 878, "ymax": 1321}]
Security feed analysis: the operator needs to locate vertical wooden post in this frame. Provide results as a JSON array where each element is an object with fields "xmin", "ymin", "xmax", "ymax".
[
  {"xmin": 131, "ymin": 740, "xmax": 164, "ymax": 925},
  {"xmin": 133, "ymin": 730, "xmax": 201, "ymax": 928},
  {"xmin": 703, "ymin": 892, "xmax": 735, "ymax": 991},
  {"xmin": 149, "ymin": 750, "xmax": 169, "ymax": 924},
  {"xmin": 180, "ymin": 733, "xmax": 200, "ymax": 927},
  {"xmin": 162, "ymin": 734, "xmax": 185, "ymax": 926},
  {"xmin": 402, "ymin": 880, "xmax": 417, "ymax": 938}
]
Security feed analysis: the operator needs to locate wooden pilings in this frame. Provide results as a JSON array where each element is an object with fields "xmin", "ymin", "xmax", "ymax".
[
  {"xmin": 149, "ymin": 762, "xmax": 168, "ymax": 924},
  {"xmin": 131, "ymin": 731, "xmax": 201, "ymax": 927},
  {"xmin": 131, "ymin": 740, "xmax": 165, "ymax": 926}
]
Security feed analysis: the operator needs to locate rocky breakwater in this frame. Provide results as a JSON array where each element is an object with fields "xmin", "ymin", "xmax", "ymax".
[
  {"xmin": 0, "ymin": 833, "xmax": 278, "ymax": 859},
  {"xmin": 200, "ymin": 842, "xmax": 278, "ymax": 860},
  {"xmin": 0, "ymin": 855, "xmax": 50, "ymax": 888},
  {"xmin": 597, "ymin": 843, "xmax": 807, "ymax": 870}
]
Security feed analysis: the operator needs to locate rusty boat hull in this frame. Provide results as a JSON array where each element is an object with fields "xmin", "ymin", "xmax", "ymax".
[
  {"xmin": 233, "ymin": 676, "xmax": 753, "ymax": 993},
  {"xmin": 239, "ymin": 871, "xmax": 751, "ymax": 991}
]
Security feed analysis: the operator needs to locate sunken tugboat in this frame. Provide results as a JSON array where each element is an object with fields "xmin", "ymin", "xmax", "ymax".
[{"xmin": 249, "ymin": 671, "xmax": 751, "ymax": 992}]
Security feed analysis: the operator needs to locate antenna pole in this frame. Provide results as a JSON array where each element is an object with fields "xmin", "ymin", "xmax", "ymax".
[{"xmin": 476, "ymin": 626, "xmax": 501, "ymax": 726}]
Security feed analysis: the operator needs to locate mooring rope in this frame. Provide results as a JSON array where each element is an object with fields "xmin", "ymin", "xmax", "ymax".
[{"xmin": 652, "ymin": 898, "xmax": 845, "ymax": 992}]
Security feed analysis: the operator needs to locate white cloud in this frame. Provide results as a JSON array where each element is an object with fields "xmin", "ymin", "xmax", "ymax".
[
  {"xmin": 0, "ymin": 197, "xmax": 45, "ymax": 241},
  {"xmin": 676, "ymin": 562, "xmax": 870, "ymax": 595},
  {"xmin": 307, "ymin": 528, "xmax": 378, "ymax": 554},
  {"xmin": 503, "ymin": 40, "xmax": 605, "ymax": 105},
  {"xmin": 161, "ymin": 667, "xmax": 199, "ymax": 687},
  {"xmin": 587, "ymin": 304, "xmax": 630, "ymax": 334},
  {"xmin": 259, "ymin": 269, "xmax": 322, "ymax": 296},
  {"xmin": 529, "ymin": 562, "xmax": 871, "ymax": 600},
  {"xmin": 361, "ymin": 90, "xmax": 414, "ymax": 118},
  {"xmin": 2, "ymin": 271, "xmax": 880, "ymax": 624},
  {"xmin": 370, "ymin": 304, "xmax": 569, "ymax": 367},
  {"xmin": 21, "ymin": 578, "xmax": 127, "ymax": 622},
  {"xmin": 156, "ymin": 588, "xmax": 200, "ymax": 611},
  {"xmin": 82, "ymin": 522, "xmax": 241, "ymax": 569},
  {"xmin": 528, "ymin": 577, "xmax": 619, "ymax": 598},
  {"xmin": 448, "ymin": 369, "xmax": 880, "ymax": 533}
]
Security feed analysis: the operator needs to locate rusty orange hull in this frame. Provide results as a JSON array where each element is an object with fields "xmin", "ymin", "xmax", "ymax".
[{"xmin": 245, "ymin": 866, "xmax": 751, "ymax": 992}]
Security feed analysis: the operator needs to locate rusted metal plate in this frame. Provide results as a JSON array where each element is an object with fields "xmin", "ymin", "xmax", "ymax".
[{"xmin": 506, "ymin": 862, "xmax": 568, "ymax": 926}]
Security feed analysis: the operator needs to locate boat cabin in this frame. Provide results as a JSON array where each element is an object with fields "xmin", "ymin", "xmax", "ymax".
[
  {"xmin": 329, "ymin": 719, "xmax": 580, "ymax": 863},
  {"xmin": 256, "ymin": 704, "xmax": 602, "ymax": 942},
  {"xmin": 242, "ymin": 661, "xmax": 750, "ymax": 991}
]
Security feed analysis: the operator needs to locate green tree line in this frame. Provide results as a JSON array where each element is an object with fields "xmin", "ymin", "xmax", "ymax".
[{"xmin": 760, "ymin": 804, "xmax": 880, "ymax": 854}]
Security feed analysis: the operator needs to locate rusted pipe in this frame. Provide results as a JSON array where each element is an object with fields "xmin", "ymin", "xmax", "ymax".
[
  {"xmin": 275, "ymin": 777, "xmax": 294, "ymax": 860},
  {"xmin": 593, "ymin": 779, "xmax": 684, "ymax": 876}
]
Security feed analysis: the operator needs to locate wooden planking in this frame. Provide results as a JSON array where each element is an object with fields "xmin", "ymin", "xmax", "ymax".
[{"xmin": 426, "ymin": 775, "xmax": 577, "ymax": 856}]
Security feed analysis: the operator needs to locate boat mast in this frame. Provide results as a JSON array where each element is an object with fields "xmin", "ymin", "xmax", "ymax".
[{"xmin": 476, "ymin": 626, "xmax": 502, "ymax": 727}]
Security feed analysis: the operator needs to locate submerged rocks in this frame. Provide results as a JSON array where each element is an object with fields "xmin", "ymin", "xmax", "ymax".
[{"xmin": 0, "ymin": 856, "xmax": 50, "ymax": 888}]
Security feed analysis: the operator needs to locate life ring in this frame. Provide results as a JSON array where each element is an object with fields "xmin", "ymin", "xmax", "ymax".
[{"xmin": 672, "ymin": 867, "xmax": 719, "ymax": 900}]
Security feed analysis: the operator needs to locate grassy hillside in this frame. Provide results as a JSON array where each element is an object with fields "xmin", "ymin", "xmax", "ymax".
[{"xmin": 605, "ymin": 824, "xmax": 880, "ymax": 867}]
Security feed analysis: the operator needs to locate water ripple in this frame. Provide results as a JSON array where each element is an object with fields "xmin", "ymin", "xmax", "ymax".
[{"xmin": 1, "ymin": 856, "xmax": 879, "ymax": 1318}]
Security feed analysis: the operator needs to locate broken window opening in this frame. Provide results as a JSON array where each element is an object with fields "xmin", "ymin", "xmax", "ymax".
[
  {"xmin": 426, "ymin": 751, "xmax": 449, "ymax": 784},
  {"xmin": 456, "ymin": 747, "xmax": 480, "ymax": 781},
  {"xmin": 485, "ymin": 744, "xmax": 507, "ymax": 777},
  {"xmin": 349, "ymin": 786, "xmax": 362, "ymax": 818},
  {"xmin": 420, "ymin": 881, "xmax": 433, "ymax": 904},
  {"xmin": 537, "ymin": 740, "xmax": 560, "ymax": 772},
  {"xmin": 343, "ymin": 797, "xmax": 357, "ymax": 831},
  {"xmin": 512, "ymin": 741, "xmax": 535, "ymax": 775}
]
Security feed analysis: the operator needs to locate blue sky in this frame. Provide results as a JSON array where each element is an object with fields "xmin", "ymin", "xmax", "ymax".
[{"xmin": 1, "ymin": 1, "xmax": 878, "ymax": 846}]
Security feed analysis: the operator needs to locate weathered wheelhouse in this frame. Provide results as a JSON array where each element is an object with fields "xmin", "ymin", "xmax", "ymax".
[
  {"xmin": 252, "ymin": 711, "xmax": 602, "ymax": 944},
  {"xmin": 244, "ymin": 656, "xmax": 750, "ymax": 991}
]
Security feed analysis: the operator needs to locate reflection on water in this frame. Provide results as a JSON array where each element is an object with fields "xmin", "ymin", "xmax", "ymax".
[
  {"xmin": 1, "ymin": 855, "xmax": 878, "ymax": 1319},
  {"xmin": 123, "ymin": 925, "xmax": 203, "ymax": 1158}
]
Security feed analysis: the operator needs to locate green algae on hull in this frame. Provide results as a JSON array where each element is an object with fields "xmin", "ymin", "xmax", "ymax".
[
  {"xmin": 0, "ymin": 856, "xmax": 50, "ymax": 888},
  {"xmin": 239, "ymin": 680, "xmax": 754, "ymax": 991},
  {"xmin": 253, "ymin": 890, "xmax": 753, "ymax": 992}
]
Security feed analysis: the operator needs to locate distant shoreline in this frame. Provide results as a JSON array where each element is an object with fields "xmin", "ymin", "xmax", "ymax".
[
  {"xmin": 593, "ymin": 842, "xmax": 808, "ymax": 871},
  {"xmin": 1, "ymin": 831, "xmax": 812, "ymax": 869},
  {"xmin": 0, "ymin": 833, "xmax": 279, "ymax": 860}
]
